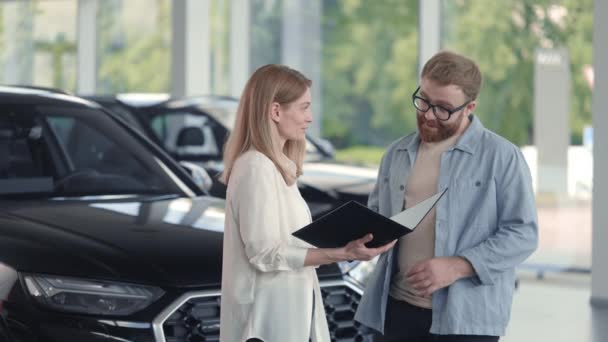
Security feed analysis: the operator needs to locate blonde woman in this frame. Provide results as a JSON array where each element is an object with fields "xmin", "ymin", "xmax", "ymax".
[{"xmin": 219, "ymin": 64, "xmax": 396, "ymax": 342}]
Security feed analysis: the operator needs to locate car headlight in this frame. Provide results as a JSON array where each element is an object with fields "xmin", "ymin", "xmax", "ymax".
[{"xmin": 23, "ymin": 274, "xmax": 164, "ymax": 316}]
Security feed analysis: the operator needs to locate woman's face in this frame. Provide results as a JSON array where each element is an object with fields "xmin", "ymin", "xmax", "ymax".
[{"xmin": 272, "ymin": 87, "xmax": 313, "ymax": 144}]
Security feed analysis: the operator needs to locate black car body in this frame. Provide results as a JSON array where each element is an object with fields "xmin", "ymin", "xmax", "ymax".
[
  {"xmin": 0, "ymin": 87, "xmax": 372, "ymax": 341},
  {"xmin": 84, "ymin": 94, "xmax": 378, "ymax": 219}
]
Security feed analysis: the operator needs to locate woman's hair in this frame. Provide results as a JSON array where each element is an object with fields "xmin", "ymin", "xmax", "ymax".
[
  {"xmin": 220, "ymin": 64, "xmax": 312, "ymax": 185},
  {"xmin": 421, "ymin": 50, "xmax": 483, "ymax": 101}
]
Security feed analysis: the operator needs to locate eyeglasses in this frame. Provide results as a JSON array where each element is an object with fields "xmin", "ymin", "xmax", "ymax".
[{"xmin": 412, "ymin": 86, "xmax": 470, "ymax": 121}]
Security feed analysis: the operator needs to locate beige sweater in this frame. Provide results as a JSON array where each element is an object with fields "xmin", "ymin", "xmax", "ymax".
[{"xmin": 390, "ymin": 135, "xmax": 458, "ymax": 308}]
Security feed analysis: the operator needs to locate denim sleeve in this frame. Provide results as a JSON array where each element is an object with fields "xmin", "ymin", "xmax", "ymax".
[
  {"xmin": 367, "ymin": 151, "xmax": 389, "ymax": 214},
  {"xmin": 459, "ymin": 147, "xmax": 539, "ymax": 286}
]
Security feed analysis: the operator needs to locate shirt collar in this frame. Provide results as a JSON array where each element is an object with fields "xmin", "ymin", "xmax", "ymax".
[{"xmin": 452, "ymin": 114, "xmax": 484, "ymax": 154}]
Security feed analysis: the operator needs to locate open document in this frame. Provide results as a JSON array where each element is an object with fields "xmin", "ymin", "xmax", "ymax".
[{"xmin": 293, "ymin": 188, "xmax": 448, "ymax": 248}]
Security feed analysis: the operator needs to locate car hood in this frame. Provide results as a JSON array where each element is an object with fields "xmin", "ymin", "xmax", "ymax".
[
  {"xmin": 300, "ymin": 162, "xmax": 378, "ymax": 196},
  {"xmin": 0, "ymin": 195, "xmax": 227, "ymax": 288},
  {"xmin": 0, "ymin": 195, "xmax": 342, "ymax": 288}
]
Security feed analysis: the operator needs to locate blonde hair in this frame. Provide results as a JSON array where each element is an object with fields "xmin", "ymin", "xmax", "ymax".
[
  {"xmin": 220, "ymin": 64, "xmax": 312, "ymax": 185},
  {"xmin": 421, "ymin": 50, "xmax": 483, "ymax": 101}
]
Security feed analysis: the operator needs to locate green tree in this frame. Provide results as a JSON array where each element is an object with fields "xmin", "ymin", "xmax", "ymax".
[
  {"xmin": 250, "ymin": 0, "xmax": 282, "ymax": 70},
  {"xmin": 441, "ymin": 0, "xmax": 592, "ymax": 145},
  {"xmin": 35, "ymin": 33, "xmax": 76, "ymax": 90},
  {"xmin": 210, "ymin": 0, "xmax": 231, "ymax": 95},
  {"xmin": 322, "ymin": 0, "xmax": 592, "ymax": 148},
  {"xmin": 322, "ymin": 0, "xmax": 419, "ymax": 148},
  {"xmin": 97, "ymin": 0, "xmax": 171, "ymax": 93},
  {"xmin": 0, "ymin": 6, "xmax": 3, "ymax": 81}
]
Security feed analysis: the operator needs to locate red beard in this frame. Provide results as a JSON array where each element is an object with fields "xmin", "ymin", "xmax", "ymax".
[{"xmin": 417, "ymin": 114, "xmax": 461, "ymax": 142}]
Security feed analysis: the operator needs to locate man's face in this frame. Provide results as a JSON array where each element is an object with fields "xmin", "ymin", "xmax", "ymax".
[{"xmin": 416, "ymin": 78, "xmax": 475, "ymax": 143}]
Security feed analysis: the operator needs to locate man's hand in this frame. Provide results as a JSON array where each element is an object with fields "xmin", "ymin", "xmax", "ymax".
[
  {"xmin": 406, "ymin": 256, "xmax": 474, "ymax": 297},
  {"xmin": 343, "ymin": 234, "xmax": 396, "ymax": 261}
]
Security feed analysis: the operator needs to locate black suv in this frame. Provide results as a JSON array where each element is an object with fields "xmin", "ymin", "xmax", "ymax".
[
  {"xmin": 85, "ymin": 94, "xmax": 378, "ymax": 219},
  {"xmin": 0, "ymin": 87, "xmax": 372, "ymax": 341}
]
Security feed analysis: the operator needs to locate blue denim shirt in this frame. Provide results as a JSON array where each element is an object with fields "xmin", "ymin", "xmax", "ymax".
[{"xmin": 354, "ymin": 115, "xmax": 538, "ymax": 336}]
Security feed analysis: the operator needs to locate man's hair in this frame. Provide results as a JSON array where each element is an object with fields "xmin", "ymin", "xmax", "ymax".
[
  {"xmin": 421, "ymin": 51, "xmax": 483, "ymax": 101},
  {"xmin": 220, "ymin": 64, "xmax": 311, "ymax": 185}
]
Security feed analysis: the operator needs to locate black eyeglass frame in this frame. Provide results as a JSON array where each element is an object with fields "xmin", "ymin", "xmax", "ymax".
[{"xmin": 412, "ymin": 86, "xmax": 471, "ymax": 121}]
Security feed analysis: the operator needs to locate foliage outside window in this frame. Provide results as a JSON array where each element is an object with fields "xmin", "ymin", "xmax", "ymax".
[{"xmin": 441, "ymin": 0, "xmax": 592, "ymax": 146}]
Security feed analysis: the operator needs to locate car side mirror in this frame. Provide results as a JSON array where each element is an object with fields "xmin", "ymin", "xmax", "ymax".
[{"xmin": 179, "ymin": 161, "xmax": 213, "ymax": 193}]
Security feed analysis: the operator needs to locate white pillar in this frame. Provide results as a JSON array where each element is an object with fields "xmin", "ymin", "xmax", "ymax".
[
  {"xmin": 171, "ymin": 0, "xmax": 211, "ymax": 98},
  {"xmin": 2, "ymin": 1, "xmax": 34, "ymax": 85},
  {"xmin": 229, "ymin": 0, "xmax": 250, "ymax": 98},
  {"xmin": 281, "ymin": 0, "xmax": 322, "ymax": 137},
  {"xmin": 76, "ymin": 0, "xmax": 98, "ymax": 94},
  {"xmin": 418, "ymin": 0, "xmax": 441, "ymax": 77},
  {"xmin": 534, "ymin": 48, "xmax": 570, "ymax": 197},
  {"xmin": 591, "ymin": 0, "xmax": 608, "ymax": 307}
]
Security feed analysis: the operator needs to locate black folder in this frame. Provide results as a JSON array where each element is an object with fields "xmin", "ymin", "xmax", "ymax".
[{"xmin": 293, "ymin": 188, "xmax": 447, "ymax": 248}]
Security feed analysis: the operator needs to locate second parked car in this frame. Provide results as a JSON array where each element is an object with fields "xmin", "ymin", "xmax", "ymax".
[{"xmin": 85, "ymin": 94, "xmax": 379, "ymax": 219}]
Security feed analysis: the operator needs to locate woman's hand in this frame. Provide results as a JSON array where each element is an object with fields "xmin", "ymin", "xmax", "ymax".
[
  {"xmin": 304, "ymin": 234, "xmax": 396, "ymax": 267},
  {"xmin": 342, "ymin": 234, "xmax": 396, "ymax": 261}
]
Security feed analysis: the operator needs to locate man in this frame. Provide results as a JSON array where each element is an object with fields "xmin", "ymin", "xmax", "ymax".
[{"xmin": 355, "ymin": 51, "xmax": 538, "ymax": 342}]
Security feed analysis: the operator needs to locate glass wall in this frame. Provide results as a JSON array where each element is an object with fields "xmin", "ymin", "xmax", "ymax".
[
  {"xmin": 250, "ymin": 0, "xmax": 282, "ymax": 71},
  {"xmin": 209, "ymin": 0, "xmax": 230, "ymax": 95},
  {"xmin": 0, "ymin": 0, "xmax": 77, "ymax": 91},
  {"xmin": 322, "ymin": 0, "xmax": 419, "ymax": 150},
  {"xmin": 441, "ymin": 0, "xmax": 594, "ymax": 271},
  {"xmin": 96, "ymin": 0, "xmax": 171, "ymax": 94}
]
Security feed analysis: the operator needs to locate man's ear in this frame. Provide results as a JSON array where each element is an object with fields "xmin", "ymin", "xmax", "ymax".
[
  {"xmin": 270, "ymin": 102, "xmax": 281, "ymax": 123},
  {"xmin": 466, "ymin": 101, "xmax": 477, "ymax": 114}
]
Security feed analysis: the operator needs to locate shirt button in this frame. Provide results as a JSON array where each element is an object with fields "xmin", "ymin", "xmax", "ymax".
[{"xmin": 400, "ymin": 185, "xmax": 405, "ymax": 191}]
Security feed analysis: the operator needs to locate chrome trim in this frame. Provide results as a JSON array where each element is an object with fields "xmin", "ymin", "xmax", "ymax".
[
  {"xmin": 152, "ymin": 289, "xmax": 221, "ymax": 342},
  {"xmin": 98, "ymin": 320, "xmax": 151, "ymax": 329},
  {"xmin": 89, "ymin": 331, "xmax": 134, "ymax": 342},
  {"xmin": 319, "ymin": 276, "xmax": 364, "ymax": 296}
]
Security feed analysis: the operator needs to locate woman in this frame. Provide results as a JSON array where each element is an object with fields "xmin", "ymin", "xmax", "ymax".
[{"xmin": 219, "ymin": 64, "xmax": 395, "ymax": 342}]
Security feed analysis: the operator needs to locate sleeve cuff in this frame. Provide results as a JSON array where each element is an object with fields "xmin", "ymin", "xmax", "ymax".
[
  {"xmin": 248, "ymin": 244, "xmax": 308, "ymax": 272},
  {"xmin": 285, "ymin": 245, "xmax": 308, "ymax": 270},
  {"xmin": 459, "ymin": 249, "xmax": 494, "ymax": 286}
]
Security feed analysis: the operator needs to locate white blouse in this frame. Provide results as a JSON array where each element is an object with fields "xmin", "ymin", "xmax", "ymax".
[{"xmin": 220, "ymin": 150, "xmax": 330, "ymax": 342}]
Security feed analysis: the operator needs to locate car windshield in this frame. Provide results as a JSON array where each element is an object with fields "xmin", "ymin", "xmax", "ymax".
[{"xmin": 0, "ymin": 104, "xmax": 188, "ymax": 198}]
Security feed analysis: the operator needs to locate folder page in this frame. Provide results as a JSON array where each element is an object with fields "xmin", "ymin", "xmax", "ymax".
[{"xmin": 292, "ymin": 188, "xmax": 447, "ymax": 249}]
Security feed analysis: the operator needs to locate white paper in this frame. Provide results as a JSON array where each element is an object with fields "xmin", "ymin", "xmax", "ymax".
[{"xmin": 390, "ymin": 188, "xmax": 448, "ymax": 229}]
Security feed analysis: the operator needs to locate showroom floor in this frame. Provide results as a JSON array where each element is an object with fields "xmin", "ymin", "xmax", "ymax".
[{"xmin": 503, "ymin": 271, "xmax": 607, "ymax": 342}]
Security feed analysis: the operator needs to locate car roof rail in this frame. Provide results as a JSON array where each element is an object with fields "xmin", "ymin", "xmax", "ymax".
[{"xmin": 5, "ymin": 85, "xmax": 71, "ymax": 95}]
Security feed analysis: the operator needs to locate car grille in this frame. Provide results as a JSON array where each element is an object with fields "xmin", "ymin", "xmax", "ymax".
[
  {"xmin": 321, "ymin": 281, "xmax": 373, "ymax": 342},
  {"xmin": 162, "ymin": 295, "xmax": 221, "ymax": 342},
  {"xmin": 156, "ymin": 280, "xmax": 373, "ymax": 342}
]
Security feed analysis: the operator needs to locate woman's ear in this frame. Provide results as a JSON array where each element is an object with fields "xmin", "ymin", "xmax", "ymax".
[{"xmin": 270, "ymin": 102, "xmax": 281, "ymax": 123}]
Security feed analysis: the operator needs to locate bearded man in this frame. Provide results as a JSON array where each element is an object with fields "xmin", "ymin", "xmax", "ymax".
[{"xmin": 355, "ymin": 51, "xmax": 538, "ymax": 342}]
